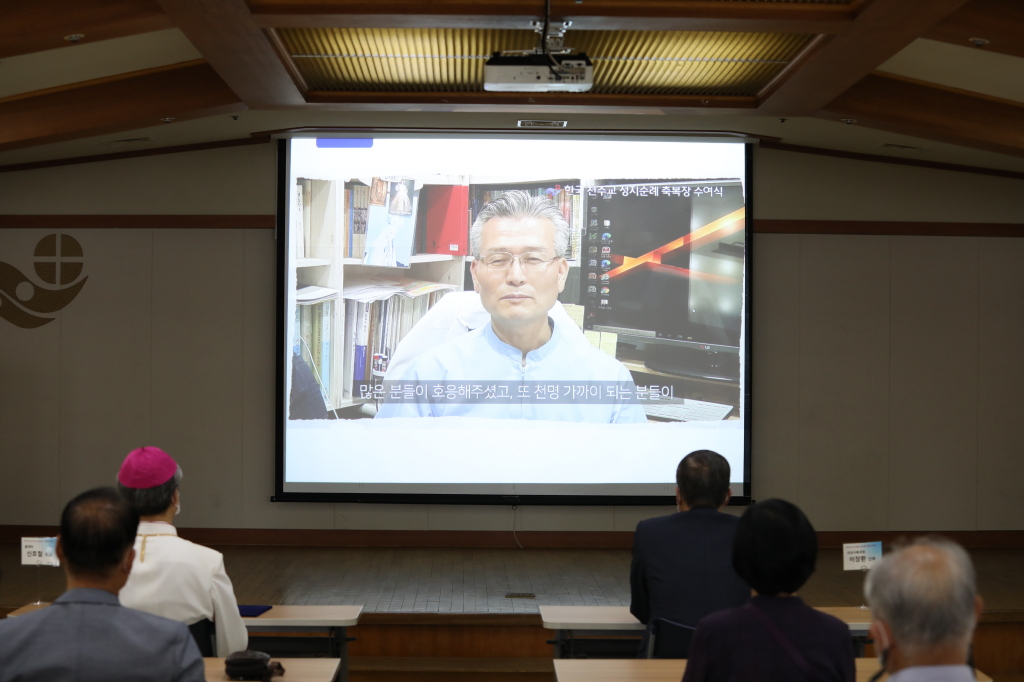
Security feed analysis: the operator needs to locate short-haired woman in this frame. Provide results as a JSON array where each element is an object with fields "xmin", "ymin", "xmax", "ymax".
[{"xmin": 682, "ymin": 499, "xmax": 855, "ymax": 682}]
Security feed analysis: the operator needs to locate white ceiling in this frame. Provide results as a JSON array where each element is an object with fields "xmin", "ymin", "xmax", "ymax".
[{"xmin": 878, "ymin": 38, "xmax": 1024, "ymax": 104}]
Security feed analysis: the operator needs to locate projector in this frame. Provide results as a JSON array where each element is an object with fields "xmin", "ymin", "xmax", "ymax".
[{"xmin": 484, "ymin": 53, "xmax": 593, "ymax": 92}]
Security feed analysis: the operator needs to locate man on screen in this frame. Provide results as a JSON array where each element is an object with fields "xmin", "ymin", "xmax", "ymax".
[{"xmin": 376, "ymin": 191, "xmax": 646, "ymax": 423}]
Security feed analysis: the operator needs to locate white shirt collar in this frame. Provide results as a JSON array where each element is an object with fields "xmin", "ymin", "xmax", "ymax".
[{"xmin": 137, "ymin": 521, "xmax": 178, "ymax": 536}]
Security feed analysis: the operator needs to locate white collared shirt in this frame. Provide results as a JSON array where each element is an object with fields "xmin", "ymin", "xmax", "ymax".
[
  {"xmin": 888, "ymin": 665, "xmax": 977, "ymax": 682},
  {"xmin": 119, "ymin": 522, "xmax": 248, "ymax": 656}
]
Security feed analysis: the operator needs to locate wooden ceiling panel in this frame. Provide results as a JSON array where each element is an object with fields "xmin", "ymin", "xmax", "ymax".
[
  {"xmin": 925, "ymin": 0, "xmax": 1024, "ymax": 60},
  {"xmin": 248, "ymin": 0, "xmax": 855, "ymax": 34},
  {"xmin": 0, "ymin": 0, "xmax": 174, "ymax": 60},
  {"xmin": 0, "ymin": 61, "xmax": 245, "ymax": 152},
  {"xmin": 759, "ymin": 0, "xmax": 972, "ymax": 115},
  {"xmin": 820, "ymin": 72, "xmax": 1024, "ymax": 159}
]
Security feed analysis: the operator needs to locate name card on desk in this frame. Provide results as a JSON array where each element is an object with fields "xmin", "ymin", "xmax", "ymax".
[
  {"xmin": 843, "ymin": 541, "xmax": 881, "ymax": 571},
  {"xmin": 22, "ymin": 537, "xmax": 59, "ymax": 566}
]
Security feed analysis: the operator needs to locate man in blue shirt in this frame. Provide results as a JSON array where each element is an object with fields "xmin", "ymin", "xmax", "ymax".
[
  {"xmin": 377, "ymin": 190, "xmax": 646, "ymax": 423},
  {"xmin": 0, "ymin": 487, "xmax": 204, "ymax": 682}
]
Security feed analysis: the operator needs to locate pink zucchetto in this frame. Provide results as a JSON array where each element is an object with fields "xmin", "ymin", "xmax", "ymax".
[{"xmin": 117, "ymin": 447, "xmax": 177, "ymax": 489}]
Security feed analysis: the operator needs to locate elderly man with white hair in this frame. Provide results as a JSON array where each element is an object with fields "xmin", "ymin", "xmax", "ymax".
[
  {"xmin": 864, "ymin": 537, "xmax": 984, "ymax": 682},
  {"xmin": 376, "ymin": 190, "xmax": 646, "ymax": 423}
]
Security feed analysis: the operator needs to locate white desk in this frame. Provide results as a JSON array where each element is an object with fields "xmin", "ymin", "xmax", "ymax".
[
  {"xmin": 553, "ymin": 658, "xmax": 992, "ymax": 682},
  {"xmin": 242, "ymin": 605, "xmax": 363, "ymax": 682},
  {"xmin": 204, "ymin": 657, "xmax": 339, "ymax": 682}
]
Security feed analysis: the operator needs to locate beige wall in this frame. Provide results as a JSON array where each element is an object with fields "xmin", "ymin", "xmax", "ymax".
[{"xmin": 1, "ymin": 143, "xmax": 1023, "ymax": 531}]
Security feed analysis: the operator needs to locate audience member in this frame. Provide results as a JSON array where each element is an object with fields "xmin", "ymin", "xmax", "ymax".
[
  {"xmin": 630, "ymin": 450, "xmax": 749, "ymax": 654},
  {"xmin": 864, "ymin": 537, "xmax": 983, "ymax": 682},
  {"xmin": 682, "ymin": 499, "xmax": 855, "ymax": 682},
  {"xmin": 117, "ymin": 446, "xmax": 248, "ymax": 656},
  {"xmin": 0, "ymin": 487, "xmax": 204, "ymax": 682}
]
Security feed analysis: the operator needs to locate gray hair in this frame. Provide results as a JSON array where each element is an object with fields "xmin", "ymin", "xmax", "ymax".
[
  {"xmin": 117, "ymin": 465, "xmax": 183, "ymax": 517},
  {"xmin": 470, "ymin": 190, "xmax": 571, "ymax": 259},
  {"xmin": 864, "ymin": 537, "xmax": 977, "ymax": 654}
]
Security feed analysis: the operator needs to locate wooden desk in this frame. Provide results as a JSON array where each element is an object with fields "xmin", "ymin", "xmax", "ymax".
[
  {"xmin": 6, "ymin": 602, "xmax": 48, "ymax": 618},
  {"xmin": 540, "ymin": 605, "xmax": 874, "ymax": 658},
  {"xmin": 553, "ymin": 658, "xmax": 992, "ymax": 682},
  {"xmin": 204, "ymin": 657, "xmax": 339, "ymax": 682}
]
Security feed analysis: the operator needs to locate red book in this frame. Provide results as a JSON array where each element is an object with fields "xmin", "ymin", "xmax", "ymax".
[{"xmin": 423, "ymin": 185, "xmax": 469, "ymax": 256}]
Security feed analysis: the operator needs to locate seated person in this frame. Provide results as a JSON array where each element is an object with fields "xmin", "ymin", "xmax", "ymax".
[
  {"xmin": 629, "ymin": 450, "xmax": 749, "ymax": 655},
  {"xmin": 683, "ymin": 499, "xmax": 855, "ymax": 682},
  {"xmin": 376, "ymin": 190, "xmax": 646, "ymax": 423},
  {"xmin": 0, "ymin": 487, "xmax": 204, "ymax": 682},
  {"xmin": 116, "ymin": 446, "xmax": 248, "ymax": 656},
  {"xmin": 864, "ymin": 538, "xmax": 984, "ymax": 682}
]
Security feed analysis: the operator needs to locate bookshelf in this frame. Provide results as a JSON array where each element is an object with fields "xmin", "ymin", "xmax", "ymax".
[{"xmin": 292, "ymin": 176, "xmax": 467, "ymax": 418}]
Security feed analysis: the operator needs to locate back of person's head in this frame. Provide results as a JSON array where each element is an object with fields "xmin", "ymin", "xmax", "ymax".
[
  {"xmin": 676, "ymin": 450, "xmax": 730, "ymax": 509},
  {"xmin": 732, "ymin": 499, "xmax": 817, "ymax": 595},
  {"xmin": 116, "ymin": 446, "xmax": 182, "ymax": 516},
  {"xmin": 864, "ymin": 537, "xmax": 978, "ymax": 654},
  {"xmin": 60, "ymin": 487, "xmax": 139, "ymax": 578}
]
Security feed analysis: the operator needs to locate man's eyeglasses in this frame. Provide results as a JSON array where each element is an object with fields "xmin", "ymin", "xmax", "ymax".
[{"xmin": 477, "ymin": 252, "xmax": 559, "ymax": 272}]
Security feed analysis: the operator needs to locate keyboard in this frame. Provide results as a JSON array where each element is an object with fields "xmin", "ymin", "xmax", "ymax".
[{"xmin": 644, "ymin": 399, "xmax": 734, "ymax": 422}]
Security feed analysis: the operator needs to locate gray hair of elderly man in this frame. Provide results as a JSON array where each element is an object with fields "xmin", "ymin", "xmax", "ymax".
[
  {"xmin": 864, "ymin": 537, "xmax": 978, "ymax": 654},
  {"xmin": 469, "ymin": 190, "xmax": 571, "ymax": 259}
]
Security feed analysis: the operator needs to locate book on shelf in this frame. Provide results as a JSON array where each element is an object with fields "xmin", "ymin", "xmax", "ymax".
[
  {"xmin": 343, "ymin": 286, "xmax": 453, "ymax": 399},
  {"xmin": 422, "ymin": 184, "xmax": 469, "ymax": 256},
  {"xmin": 344, "ymin": 181, "xmax": 369, "ymax": 258}
]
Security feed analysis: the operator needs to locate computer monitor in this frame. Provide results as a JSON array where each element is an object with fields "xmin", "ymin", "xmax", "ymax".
[{"xmin": 581, "ymin": 179, "xmax": 745, "ymax": 381}]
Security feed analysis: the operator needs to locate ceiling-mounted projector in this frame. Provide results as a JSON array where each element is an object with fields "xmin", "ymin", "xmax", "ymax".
[{"xmin": 484, "ymin": 52, "xmax": 593, "ymax": 92}]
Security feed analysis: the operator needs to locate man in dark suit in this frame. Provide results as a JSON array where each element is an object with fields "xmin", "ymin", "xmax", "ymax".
[
  {"xmin": 0, "ymin": 487, "xmax": 204, "ymax": 682},
  {"xmin": 630, "ymin": 450, "xmax": 750, "ymax": 655}
]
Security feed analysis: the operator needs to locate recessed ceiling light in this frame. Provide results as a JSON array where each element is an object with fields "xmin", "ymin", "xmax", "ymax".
[
  {"xmin": 160, "ymin": 117, "xmax": 176, "ymax": 124},
  {"xmin": 969, "ymin": 37, "xmax": 989, "ymax": 47},
  {"xmin": 841, "ymin": 118, "xmax": 856, "ymax": 125},
  {"xmin": 64, "ymin": 34, "xmax": 85, "ymax": 43}
]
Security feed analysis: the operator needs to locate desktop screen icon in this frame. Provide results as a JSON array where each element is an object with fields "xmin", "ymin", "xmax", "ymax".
[
  {"xmin": 589, "ymin": 247, "xmax": 598, "ymax": 254},
  {"xmin": 600, "ymin": 287, "xmax": 610, "ymax": 295},
  {"xmin": 600, "ymin": 274, "xmax": 609, "ymax": 281},
  {"xmin": 600, "ymin": 299, "xmax": 608, "ymax": 305},
  {"xmin": 601, "ymin": 260, "xmax": 611, "ymax": 269},
  {"xmin": 588, "ymin": 285, "xmax": 597, "ymax": 293},
  {"xmin": 601, "ymin": 246, "xmax": 611, "ymax": 254},
  {"xmin": 588, "ymin": 259, "xmax": 597, "ymax": 267},
  {"xmin": 602, "ymin": 233, "xmax": 611, "ymax": 242},
  {"xmin": 588, "ymin": 272, "xmax": 597, "ymax": 280}
]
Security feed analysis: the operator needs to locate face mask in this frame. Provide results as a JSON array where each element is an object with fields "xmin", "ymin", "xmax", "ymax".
[{"xmin": 867, "ymin": 623, "xmax": 890, "ymax": 682}]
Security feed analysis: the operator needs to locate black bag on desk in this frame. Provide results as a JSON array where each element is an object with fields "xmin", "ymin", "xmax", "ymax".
[{"xmin": 225, "ymin": 650, "xmax": 285, "ymax": 681}]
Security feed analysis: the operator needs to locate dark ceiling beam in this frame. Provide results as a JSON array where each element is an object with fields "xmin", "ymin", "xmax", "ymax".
[
  {"xmin": 156, "ymin": 0, "xmax": 306, "ymax": 106},
  {"xmin": 924, "ymin": 0, "xmax": 1024, "ymax": 60},
  {"xmin": 0, "ymin": 0, "xmax": 174, "ymax": 60},
  {"xmin": 818, "ymin": 72, "xmax": 1024, "ymax": 160},
  {"xmin": 303, "ymin": 90, "xmax": 756, "ymax": 112},
  {"xmin": 247, "ymin": 0, "xmax": 854, "ymax": 33},
  {"xmin": 0, "ymin": 61, "xmax": 245, "ymax": 152},
  {"xmin": 758, "ymin": 0, "xmax": 971, "ymax": 116}
]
